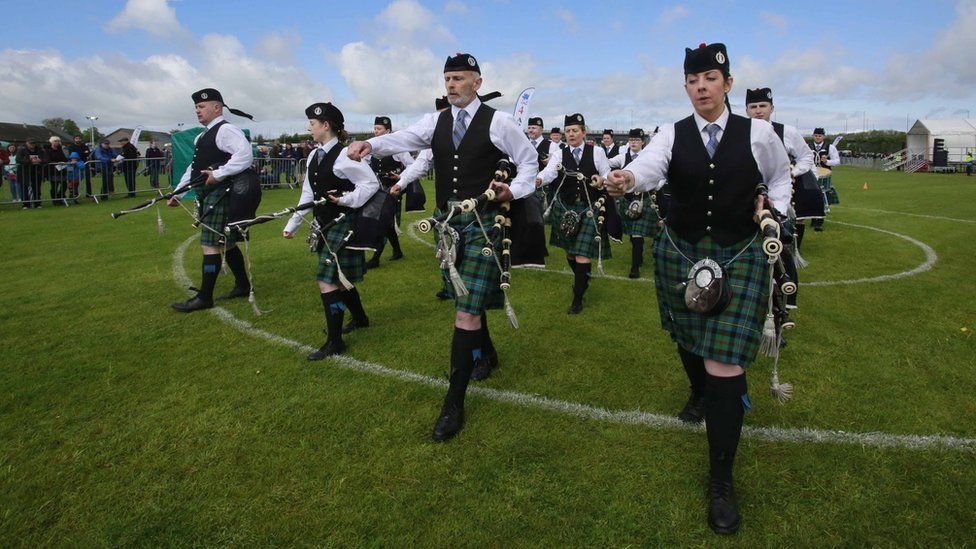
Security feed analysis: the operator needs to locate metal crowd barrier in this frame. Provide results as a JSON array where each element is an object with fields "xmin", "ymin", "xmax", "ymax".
[{"xmin": 252, "ymin": 156, "xmax": 304, "ymax": 189}]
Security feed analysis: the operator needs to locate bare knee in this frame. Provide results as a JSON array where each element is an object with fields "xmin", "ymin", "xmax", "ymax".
[
  {"xmin": 704, "ymin": 359, "xmax": 745, "ymax": 377},
  {"xmin": 318, "ymin": 280, "xmax": 339, "ymax": 293},
  {"xmin": 455, "ymin": 311, "xmax": 481, "ymax": 330}
]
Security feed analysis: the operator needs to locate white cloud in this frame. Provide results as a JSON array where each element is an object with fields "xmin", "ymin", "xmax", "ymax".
[
  {"xmin": 656, "ymin": 5, "xmax": 689, "ymax": 27},
  {"xmin": 105, "ymin": 0, "xmax": 190, "ymax": 40},
  {"xmin": 555, "ymin": 9, "xmax": 580, "ymax": 34},
  {"xmin": 333, "ymin": 42, "xmax": 443, "ymax": 114},
  {"xmin": 255, "ymin": 30, "xmax": 301, "ymax": 66},
  {"xmin": 760, "ymin": 11, "xmax": 788, "ymax": 33},
  {"xmin": 376, "ymin": 0, "xmax": 454, "ymax": 44},
  {"xmin": 444, "ymin": 0, "xmax": 468, "ymax": 15}
]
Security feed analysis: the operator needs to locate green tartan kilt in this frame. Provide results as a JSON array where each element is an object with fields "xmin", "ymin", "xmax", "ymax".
[
  {"xmin": 197, "ymin": 187, "xmax": 242, "ymax": 248},
  {"xmin": 437, "ymin": 207, "xmax": 504, "ymax": 314},
  {"xmin": 652, "ymin": 229, "xmax": 770, "ymax": 367},
  {"xmin": 548, "ymin": 199, "xmax": 612, "ymax": 259},
  {"xmin": 316, "ymin": 212, "xmax": 366, "ymax": 284},
  {"xmin": 616, "ymin": 193, "xmax": 659, "ymax": 237}
]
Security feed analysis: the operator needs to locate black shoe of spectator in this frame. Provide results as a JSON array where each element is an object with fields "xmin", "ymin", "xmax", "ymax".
[{"xmin": 171, "ymin": 296, "xmax": 214, "ymax": 313}]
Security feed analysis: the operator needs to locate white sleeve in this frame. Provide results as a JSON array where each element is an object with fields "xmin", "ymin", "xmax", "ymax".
[
  {"xmin": 174, "ymin": 163, "xmax": 193, "ymax": 195},
  {"xmin": 367, "ymin": 113, "xmax": 438, "ymax": 157},
  {"xmin": 212, "ymin": 124, "xmax": 253, "ymax": 181},
  {"xmin": 751, "ymin": 120, "xmax": 793, "ymax": 214},
  {"xmin": 827, "ymin": 144, "xmax": 841, "ymax": 167},
  {"xmin": 624, "ymin": 125, "xmax": 672, "ymax": 192},
  {"xmin": 592, "ymin": 146, "xmax": 611, "ymax": 177},
  {"xmin": 398, "ymin": 149, "xmax": 432, "ymax": 188},
  {"xmin": 334, "ymin": 148, "xmax": 380, "ymax": 209},
  {"xmin": 785, "ymin": 126, "xmax": 814, "ymax": 177},
  {"xmin": 489, "ymin": 112, "xmax": 538, "ymax": 200},
  {"xmin": 607, "ymin": 150, "xmax": 627, "ymax": 169},
  {"xmin": 284, "ymin": 172, "xmax": 315, "ymax": 234},
  {"xmin": 394, "ymin": 151, "xmax": 415, "ymax": 168},
  {"xmin": 537, "ymin": 146, "xmax": 562, "ymax": 184}
]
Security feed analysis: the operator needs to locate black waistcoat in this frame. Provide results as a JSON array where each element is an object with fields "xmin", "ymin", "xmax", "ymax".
[
  {"xmin": 604, "ymin": 144, "xmax": 619, "ymax": 159},
  {"xmin": 667, "ymin": 114, "xmax": 761, "ymax": 246},
  {"xmin": 559, "ymin": 143, "xmax": 600, "ymax": 203},
  {"xmin": 370, "ymin": 154, "xmax": 404, "ymax": 187},
  {"xmin": 191, "ymin": 121, "xmax": 232, "ymax": 187},
  {"xmin": 309, "ymin": 145, "xmax": 355, "ymax": 223},
  {"xmin": 431, "ymin": 104, "xmax": 505, "ymax": 209},
  {"xmin": 535, "ymin": 138, "xmax": 552, "ymax": 172}
]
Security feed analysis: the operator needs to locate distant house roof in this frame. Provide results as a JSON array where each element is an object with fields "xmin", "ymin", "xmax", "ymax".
[
  {"xmin": 0, "ymin": 122, "xmax": 73, "ymax": 144},
  {"xmin": 104, "ymin": 128, "xmax": 172, "ymax": 148},
  {"xmin": 907, "ymin": 119, "xmax": 976, "ymax": 136}
]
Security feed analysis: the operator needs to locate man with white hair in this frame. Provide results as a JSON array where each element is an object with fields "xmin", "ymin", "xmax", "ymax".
[{"xmin": 46, "ymin": 136, "xmax": 68, "ymax": 205}]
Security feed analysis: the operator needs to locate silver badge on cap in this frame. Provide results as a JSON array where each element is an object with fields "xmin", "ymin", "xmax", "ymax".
[
  {"xmin": 715, "ymin": 52, "xmax": 725, "ymax": 64},
  {"xmin": 576, "ymin": 115, "xmax": 582, "ymax": 122},
  {"xmin": 201, "ymin": 92, "xmax": 209, "ymax": 99},
  {"xmin": 468, "ymin": 57, "xmax": 476, "ymax": 66},
  {"xmin": 767, "ymin": 91, "xmax": 772, "ymax": 99},
  {"xmin": 314, "ymin": 106, "xmax": 323, "ymax": 115}
]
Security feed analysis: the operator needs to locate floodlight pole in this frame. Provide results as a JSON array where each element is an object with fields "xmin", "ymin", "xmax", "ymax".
[{"xmin": 86, "ymin": 115, "xmax": 98, "ymax": 148}]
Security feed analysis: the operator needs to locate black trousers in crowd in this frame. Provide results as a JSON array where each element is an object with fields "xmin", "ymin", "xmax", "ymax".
[
  {"xmin": 19, "ymin": 166, "xmax": 43, "ymax": 208},
  {"xmin": 122, "ymin": 163, "xmax": 137, "ymax": 197}
]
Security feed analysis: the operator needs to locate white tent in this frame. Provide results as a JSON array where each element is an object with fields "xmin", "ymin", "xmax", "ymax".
[{"xmin": 906, "ymin": 119, "xmax": 976, "ymax": 162}]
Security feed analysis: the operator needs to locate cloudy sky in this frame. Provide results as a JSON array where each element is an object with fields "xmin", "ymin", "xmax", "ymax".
[{"xmin": 3, "ymin": 0, "xmax": 975, "ymax": 137}]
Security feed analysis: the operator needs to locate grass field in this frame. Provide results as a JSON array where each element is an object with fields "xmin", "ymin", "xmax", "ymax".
[{"xmin": 1, "ymin": 166, "xmax": 974, "ymax": 546}]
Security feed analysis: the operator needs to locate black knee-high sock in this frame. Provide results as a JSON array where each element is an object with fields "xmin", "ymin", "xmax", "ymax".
[
  {"xmin": 480, "ymin": 313, "xmax": 496, "ymax": 358},
  {"xmin": 572, "ymin": 262, "xmax": 591, "ymax": 305},
  {"xmin": 566, "ymin": 254, "xmax": 575, "ymax": 270},
  {"xmin": 445, "ymin": 327, "xmax": 482, "ymax": 408},
  {"xmin": 372, "ymin": 236, "xmax": 386, "ymax": 261},
  {"xmin": 320, "ymin": 291, "xmax": 345, "ymax": 345},
  {"xmin": 705, "ymin": 373, "xmax": 747, "ymax": 482},
  {"xmin": 631, "ymin": 236, "xmax": 644, "ymax": 269},
  {"xmin": 795, "ymin": 224, "xmax": 806, "ymax": 250},
  {"xmin": 198, "ymin": 253, "xmax": 222, "ymax": 301},
  {"xmin": 387, "ymin": 228, "xmax": 402, "ymax": 255},
  {"xmin": 677, "ymin": 346, "xmax": 706, "ymax": 394},
  {"xmin": 223, "ymin": 246, "xmax": 250, "ymax": 290},
  {"xmin": 343, "ymin": 286, "xmax": 368, "ymax": 323}
]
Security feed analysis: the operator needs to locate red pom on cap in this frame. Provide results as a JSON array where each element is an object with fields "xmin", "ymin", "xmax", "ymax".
[{"xmin": 699, "ymin": 42, "xmax": 707, "ymax": 48}]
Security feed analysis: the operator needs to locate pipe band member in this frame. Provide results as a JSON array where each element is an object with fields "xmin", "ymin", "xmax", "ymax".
[
  {"xmin": 604, "ymin": 42, "xmax": 791, "ymax": 535},
  {"xmin": 608, "ymin": 127, "xmax": 658, "ymax": 278},
  {"xmin": 169, "ymin": 87, "xmax": 255, "ymax": 313},
  {"xmin": 810, "ymin": 127, "xmax": 840, "ymax": 231},
  {"xmin": 537, "ymin": 113, "xmax": 613, "ymax": 314},
  {"xmin": 346, "ymin": 53, "xmax": 539, "ymax": 442},
  {"xmin": 283, "ymin": 102, "xmax": 379, "ymax": 359},
  {"xmin": 745, "ymin": 87, "xmax": 814, "ymax": 310},
  {"xmin": 365, "ymin": 115, "xmax": 416, "ymax": 268}
]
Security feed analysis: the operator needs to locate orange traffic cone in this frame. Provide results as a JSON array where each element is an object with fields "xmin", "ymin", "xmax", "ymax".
[{"xmin": 862, "ymin": 182, "xmax": 869, "ymax": 190}]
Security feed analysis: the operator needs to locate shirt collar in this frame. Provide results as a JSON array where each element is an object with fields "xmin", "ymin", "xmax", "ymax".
[
  {"xmin": 693, "ymin": 105, "xmax": 729, "ymax": 134},
  {"xmin": 317, "ymin": 137, "xmax": 338, "ymax": 153},
  {"xmin": 205, "ymin": 115, "xmax": 226, "ymax": 130},
  {"xmin": 451, "ymin": 97, "xmax": 481, "ymax": 121}
]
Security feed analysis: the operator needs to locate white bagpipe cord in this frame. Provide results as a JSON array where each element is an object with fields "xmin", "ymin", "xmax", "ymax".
[
  {"xmin": 581, "ymin": 181, "xmax": 605, "ymax": 276},
  {"xmin": 793, "ymin": 234, "xmax": 809, "ymax": 269},
  {"xmin": 241, "ymin": 233, "xmax": 269, "ymax": 316},
  {"xmin": 438, "ymin": 210, "xmax": 468, "ymax": 297},
  {"xmin": 758, "ymin": 259, "xmax": 778, "ymax": 357},
  {"xmin": 155, "ymin": 203, "xmax": 166, "ymax": 235},
  {"xmin": 473, "ymin": 209, "xmax": 518, "ymax": 328}
]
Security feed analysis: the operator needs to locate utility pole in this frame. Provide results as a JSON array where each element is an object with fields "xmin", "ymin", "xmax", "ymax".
[{"xmin": 85, "ymin": 115, "xmax": 98, "ymax": 148}]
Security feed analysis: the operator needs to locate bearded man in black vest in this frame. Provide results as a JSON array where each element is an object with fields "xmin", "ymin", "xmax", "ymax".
[{"xmin": 347, "ymin": 53, "xmax": 538, "ymax": 441}]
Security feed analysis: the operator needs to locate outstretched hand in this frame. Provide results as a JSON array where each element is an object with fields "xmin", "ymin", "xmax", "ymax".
[
  {"xmin": 490, "ymin": 181, "xmax": 513, "ymax": 202},
  {"xmin": 604, "ymin": 170, "xmax": 634, "ymax": 197},
  {"xmin": 346, "ymin": 141, "xmax": 371, "ymax": 161}
]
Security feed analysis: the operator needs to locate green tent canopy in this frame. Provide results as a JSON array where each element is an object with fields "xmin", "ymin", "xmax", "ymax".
[{"xmin": 171, "ymin": 127, "xmax": 250, "ymax": 199}]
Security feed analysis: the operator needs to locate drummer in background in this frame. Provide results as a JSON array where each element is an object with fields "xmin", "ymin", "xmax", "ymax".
[
  {"xmin": 809, "ymin": 127, "xmax": 839, "ymax": 232},
  {"xmin": 744, "ymin": 87, "xmax": 813, "ymax": 309},
  {"xmin": 365, "ymin": 116, "xmax": 416, "ymax": 268}
]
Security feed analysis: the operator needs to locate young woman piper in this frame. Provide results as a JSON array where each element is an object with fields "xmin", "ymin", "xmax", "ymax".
[
  {"xmin": 283, "ymin": 102, "xmax": 379, "ymax": 359},
  {"xmin": 537, "ymin": 113, "xmax": 613, "ymax": 314},
  {"xmin": 605, "ymin": 43, "xmax": 791, "ymax": 535},
  {"xmin": 608, "ymin": 128, "xmax": 658, "ymax": 278}
]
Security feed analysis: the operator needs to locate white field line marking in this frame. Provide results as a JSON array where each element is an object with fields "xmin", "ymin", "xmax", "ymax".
[
  {"xmin": 834, "ymin": 206, "xmax": 976, "ymax": 224},
  {"xmin": 173, "ymin": 237, "xmax": 974, "ymax": 452},
  {"xmin": 406, "ymin": 220, "xmax": 938, "ymax": 287}
]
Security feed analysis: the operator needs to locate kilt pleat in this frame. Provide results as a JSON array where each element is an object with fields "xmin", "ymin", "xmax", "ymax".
[{"xmin": 316, "ymin": 212, "xmax": 366, "ymax": 284}]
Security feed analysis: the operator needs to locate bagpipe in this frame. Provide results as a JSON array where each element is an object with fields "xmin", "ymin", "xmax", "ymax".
[
  {"xmin": 754, "ymin": 184, "xmax": 795, "ymax": 403},
  {"xmin": 346, "ymin": 184, "xmax": 399, "ymax": 252},
  {"xmin": 415, "ymin": 159, "xmax": 519, "ymax": 328},
  {"xmin": 224, "ymin": 197, "xmax": 330, "ymax": 234},
  {"xmin": 110, "ymin": 169, "xmax": 210, "ymax": 220},
  {"xmin": 543, "ymin": 165, "xmax": 622, "ymax": 274}
]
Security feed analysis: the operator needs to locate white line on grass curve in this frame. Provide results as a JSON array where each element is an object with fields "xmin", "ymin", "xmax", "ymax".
[
  {"xmin": 173, "ymin": 236, "xmax": 974, "ymax": 452},
  {"xmin": 833, "ymin": 206, "xmax": 976, "ymax": 224},
  {"xmin": 405, "ymin": 220, "xmax": 938, "ymax": 287}
]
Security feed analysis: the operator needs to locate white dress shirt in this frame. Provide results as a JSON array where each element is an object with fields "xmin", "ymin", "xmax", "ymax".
[
  {"xmin": 811, "ymin": 140, "xmax": 840, "ymax": 167},
  {"xmin": 175, "ymin": 115, "xmax": 253, "ymax": 193},
  {"xmin": 284, "ymin": 138, "xmax": 379, "ymax": 234},
  {"xmin": 366, "ymin": 97, "xmax": 538, "ymax": 200},
  {"xmin": 537, "ymin": 142, "xmax": 611, "ymax": 184},
  {"xmin": 608, "ymin": 146, "xmax": 641, "ymax": 169},
  {"xmin": 528, "ymin": 136, "xmax": 560, "ymax": 160},
  {"xmin": 622, "ymin": 107, "xmax": 792, "ymax": 213},
  {"xmin": 782, "ymin": 124, "xmax": 815, "ymax": 178},
  {"xmin": 398, "ymin": 149, "xmax": 433, "ymax": 189}
]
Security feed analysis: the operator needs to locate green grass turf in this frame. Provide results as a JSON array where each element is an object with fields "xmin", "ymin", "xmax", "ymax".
[{"xmin": 1, "ymin": 167, "xmax": 974, "ymax": 545}]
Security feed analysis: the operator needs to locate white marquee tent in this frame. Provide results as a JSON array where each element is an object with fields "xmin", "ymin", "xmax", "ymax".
[{"xmin": 906, "ymin": 119, "xmax": 976, "ymax": 163}]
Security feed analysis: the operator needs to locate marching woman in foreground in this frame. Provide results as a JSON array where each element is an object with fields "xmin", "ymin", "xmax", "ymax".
[
  {"xmin": 283, "ymin": 103, "xmax": 379, "ymax": 360},
  {"xmin": 605, "ymin": 43, "xmax": 791, "ymax": 534}
]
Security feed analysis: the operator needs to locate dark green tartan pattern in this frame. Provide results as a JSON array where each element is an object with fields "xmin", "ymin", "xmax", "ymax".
[
  {"xmin": 548, "ymin": 198, "xmax": 612, "ymax": 259},
  {"xmin": 652, "ymin": 229, "xmax": 770, "ymax": 367},
  {"xmin": 437, "ymin": 207, "xmax": 504, "ymax": 314},
  {"xmin": 616, "ymin": 193, "xmax": 660, "ymax": 237},
  {"xmin": 197, "ymin": 187, "xmax": 241, "ymax": 248},
  {"xmin": 316, "ymin": 212, "xmax": 366, "ymax": 284}
]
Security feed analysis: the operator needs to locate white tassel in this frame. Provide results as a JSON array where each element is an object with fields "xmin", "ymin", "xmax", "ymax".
[
  {"xmin": 334, "ymin": 254, "xmax": 354, "ymax": 291},
  {"xmin": 794, "ymin": 247, "xmax": 809, "ymax": 269},
  {"xmin": 504, "ymin": 292, "xmax": 519, "ymax": 329},
  {"xmin": 155, "ymin": 205, "xmax": 165, "ymax": 235},
  {"xmin": 248, "ymin": 288, "xmax": 265, "ymax": 316},
  {"xmin": 596, "ymin": 240, "xmax": 605, "ymax": 276},
  {"xmin": 758, "ymin": 313, "xmax": 778, "ymax": 357},
  {"xmin": 769, "ymin": 357, "xmax": 794, "ymax": 404},
  {"xmin": 448, "ymin": 263, "xmax": 468, "ymax": 296}
]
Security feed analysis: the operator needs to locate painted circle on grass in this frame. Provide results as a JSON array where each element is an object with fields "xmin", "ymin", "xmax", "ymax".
[{"xmin": 407, "ymin": 220, "xmax": 937, "ymax": 287}]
